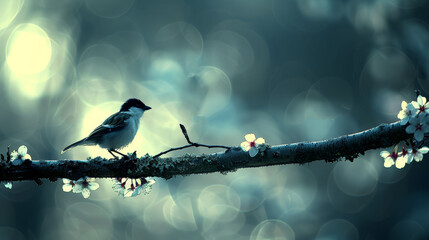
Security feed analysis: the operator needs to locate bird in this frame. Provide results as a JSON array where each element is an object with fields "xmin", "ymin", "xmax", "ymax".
[{"xmin": 61, "ymin": 98, "xmax": 151, "ymax": 159}]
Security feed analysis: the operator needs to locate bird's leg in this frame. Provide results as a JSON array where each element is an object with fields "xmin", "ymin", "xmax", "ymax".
[
  {"xmin": 108, "ymin": 149, "xmax": 119, "ymax": 160},
  {"xmin": 111, "ymin": 149, "xmax": 129, "ymax": 160}
]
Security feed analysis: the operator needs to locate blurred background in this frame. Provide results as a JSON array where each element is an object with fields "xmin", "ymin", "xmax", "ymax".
[{"xmin": 0, "ymin": 0, "xmax": 428, "ymax": 239}]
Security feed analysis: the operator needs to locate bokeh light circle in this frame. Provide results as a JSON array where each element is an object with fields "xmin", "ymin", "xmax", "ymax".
[
  {"xmin": 0, "ymin": 0, "xmax": 23, "ymax": 30},
  {"xmin": 85, "ymin": 0, "xmax": 134, "ymax": 18},
  {"xmin": 198, "ymin": 184, "xmax": 241, "ymax": 223},
  {"xmin": 332, "ymin": 160, "xmax": 378, "ymax": 197},
  {"xmin": 63, "ymin": 202, "xmax": 114, "ymax": 240},
  {"xmin": 196, "ymin": 66, "xmax": 232, "ymax": 116},
  {"xmin": 269, "ymin": 165, "xmax": 318, "ymax": 213},
  {"xmin": 327, "ymin": 169, "xmax": 376, "ymax": 213},
  {"xmin": 315, "ymin": 219, "xmax": 359, "ymax": 240},
  {"xmin": 389, "ymin": 219, "xmax": 427, "ymax": 240},
  {"xmin": 204, "ymin": 30, "xmax": 254, "ymax": 76},
  {"xmin": 229, "ymin": 174, "xmax": 266, "ymax": 212},
  {"xmin": 6, "ymin": 23, "xmax": 52, "ymax": 75},
  {"xmin": 250, "ymin": 219, "xmax": 295, "ymax": 240},
  {"xmin": 163, "ymin": 194, "xmax": 198, "ymax": 231}
]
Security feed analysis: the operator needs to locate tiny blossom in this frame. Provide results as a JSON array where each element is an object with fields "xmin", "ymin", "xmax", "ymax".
[
  {"xmin": 392, "ymin": 147, "xmax": 409, "ymax": 169},
  {"xmin": 397, "ymin": 101, "xmax": 414, "ymax": 125},
  {"xmin": 62, "ymin": 179, "xmax": 79, "ymax": 193},
  {"xmin": 240, "ymin": 134, "xmax": 266, "ymax": 157},
  {"xmin": 113, "ymin": 177, "xmax": 155, "ymax": 197},
  {"xmin": 2, "ymin": 182, "xmax": 12, "ymax": 189},
  {"xmin": 405, "ymin": 115, "xmax": 429, "ymax": 142},
  {"xmin": 410, "ymin": 95, "xmax": 429, "ymax": 116},
  {"xmin": 380, "ymin": 150, "xmax": 399, "ymax": 168},
  {"xmin": 407, "ymin": 147, "xmax": 429, "ymax": 164},
  {"xmin": 395, "ymin": 155, "xmax": 407, "ymax": 169},
  {"xmin": 73, "ymin": 177, "xmax": 99, "ymax": 198},
  {"xmin": 11, "ymin": 145, "xmax": 32, "ymax": 166}
]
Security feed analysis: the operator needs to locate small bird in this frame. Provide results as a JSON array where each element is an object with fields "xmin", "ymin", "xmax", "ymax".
[{"xmin": 62, "ymin": 98, "xmax": 151, "ymax": 159}]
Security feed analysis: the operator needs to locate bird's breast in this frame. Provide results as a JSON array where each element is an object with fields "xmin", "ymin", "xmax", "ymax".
[{"xmin": 99, "ymin": 117, "xmax": 139, "ymax": 149}]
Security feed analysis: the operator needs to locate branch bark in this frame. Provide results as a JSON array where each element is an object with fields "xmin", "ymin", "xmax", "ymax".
[{"xmin": 0, "ymin": 121, "xmax": 409, "ymax": 182}]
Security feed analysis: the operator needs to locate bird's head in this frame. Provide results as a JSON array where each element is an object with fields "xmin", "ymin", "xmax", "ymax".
[{"xmin": 120, "ymin": 98, "xmax": 152, "ymax": 112}]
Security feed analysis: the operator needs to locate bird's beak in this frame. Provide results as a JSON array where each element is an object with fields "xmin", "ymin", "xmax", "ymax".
[{"xmin": 143, "ymin": 106, "xmax": 152, "ymax": 111}]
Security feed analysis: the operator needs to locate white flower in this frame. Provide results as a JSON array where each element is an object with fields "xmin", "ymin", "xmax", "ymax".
[
  {"xmin": 73, "ymin": 177, "xmax": 99, "ymax": 198},
  {"xmin": 397, "ymin": 101, "xmax": 414, "ymax": 125},
  {"xmin": 240, "ymin": 134, "xmax": 266, "ymax": 157},
  {"xmin": 62, "ymin": 178, "xmax": 80, "ymax": 193},
  {"xmin": 395, "ymin": 155, "xmax": 407, "ymax": 169},
  {"xmin": 407, "ymin": 147, "xmax": 429, "ymax": 164},
  {"xmin": 405, "ymin": 115, "xmax": 429, "ymax": 142},
  {"xmin": 380, "ymin": 150, "xmax": 399, "ymax": 168},
  {"xmin": 411, "ymin": 95, "xmax": 429, "ymax": 116},
  {"xmin": 394, "ymin": 148, "xmax": 409, "ymax": 169},
  {"xmin": 2, "ymin": 182, "xmax": 12, "ymax": 189},
  {"xmin": 113, "ymin": 177, "xmax": 155, "ymax": 197},
  {"xmin": 11, "ymin": 145, "xmax": 32, "ymax": 166}
]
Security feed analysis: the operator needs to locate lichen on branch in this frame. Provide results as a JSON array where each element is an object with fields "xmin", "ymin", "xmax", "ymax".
[{"xmin": 0, "ymin": 121, "xmax": 410, "ymax": 182}]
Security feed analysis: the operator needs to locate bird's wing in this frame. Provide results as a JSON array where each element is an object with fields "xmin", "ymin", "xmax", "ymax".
[{"xmin": 85, "ymin": 112, "xmax": 132, "ymax": 141}]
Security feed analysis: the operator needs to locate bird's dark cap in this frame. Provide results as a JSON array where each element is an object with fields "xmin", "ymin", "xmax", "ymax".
[{"xmin": 120, "ymin": 98, "xmax": 151, "ymax": 112}]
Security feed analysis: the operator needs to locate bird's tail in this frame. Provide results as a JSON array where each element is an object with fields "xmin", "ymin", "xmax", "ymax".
[{"xmin": 61, "ymin": 139, "xmax": 87, "ymax": 154}]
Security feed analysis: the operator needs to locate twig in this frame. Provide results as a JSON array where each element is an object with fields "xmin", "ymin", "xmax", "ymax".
[{"xmin": 152, "ymin": 124, "xmax": 230, "ymax": 158}]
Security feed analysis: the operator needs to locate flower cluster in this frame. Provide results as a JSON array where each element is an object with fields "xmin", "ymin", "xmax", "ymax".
[
  {"xmin": 11, "ymin": 145, "xmax": 32, "ymax": 165},
  {"xmin": 2, "ymin": 145, "xmax": 32, "ymax": 189},
  {"xmin": 381, "ymin": 146, "xmax": 429, "ymax": 169},
  {"xmin": 399, "ymin": 95, "xmax": 429, "ymax": 142},
  {"xmin": 62, "ymin": 177, "xmax": 100, "ymax": 198},
  {"xmin": 112, "ymin": 177, "xmax": 155, "ymax": 197},
  {"xmin": 241, "ymin": 134, "xmax": 267, "ymax": 157},
  {"xmin": 381, "ymin": 94, "xmax": 429, "ymax": 169},
  {"xmin": 2, "ymin": 145, "xmax": 158, "ymax": 199}
]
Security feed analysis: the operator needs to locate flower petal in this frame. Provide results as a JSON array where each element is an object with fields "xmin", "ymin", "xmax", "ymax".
[
  {"xmin": 62, "ymin": 184, "xmax": 73, "ymax": 192},
  {"xmin": 414, "ymin": 130, "xmax": 424, "ymax": 142},
  {"xmin": 11, "ymin": 158, "xmax": 24, "ymax": 166},
  {"xmin": 384, "ymin": 158, "xmax": 394, "ymax": 168},
  {"xmin": 401, "ymin": 101, "xmax": 407, "ymax": 109},
  {"xmin": 255, "ymin": 138, "xmax": 265, "ymax": 145},
  {"xmin": 418, "ymin": 95, "xmax": 425, "ymax": 105},
  {"xmin": 380, "ymin": 151, "xmax": 390, "ymax": 158},
  {"xmin": 422, "ymin": 125, "xmax": 429, "ymax": 134},
  {"xmin": 249, "ymin": 147, "xmax": 258, "ymax": 157},
  {"xmin": 414, "ymin": 152, "xmax": 424, "ymax": 162},
  {"xmin": 18, "ymin": 145, "xmax": 27, "ymax": 156},
  {"xmin": 88, "ymin": 182, "xmax": 99, "ymax": 191},
  {"xmin": 419, "ymin": 146, "xmax": 429, "ymax": 154},
  {"xmin": 406, "ymin": 125, "xmax": 416, "ymax": 134},
  {"xmin": 82, "ymin": 188, "xmax": 91, "ymax": 198},
  {"xmin": 407, "ymin": 154, "xmax": 414, "ymax": 164},
  {"xmin": 395, "ymin": 157, "xmax": 407, "ymax": 169},
  {"xmin": 240, "ymin": 141, "xmax": 251, "ymax": 151},
  {"xmin": 245, "ymin": 134, "xmax": 256, "ymax": 142},
  {"xmin": 10, "ymin": 151, "xmax": 18, "ymax": 160},
  {"xmin": 407, "ymin": 103, "xmax": 417, "ymax": 112},
  {"xmin": 73, "ymin": 184, "xmax": 83, "ymax": 193},
  {"xmin": 3, "ymin": 182, "xmax": 12, "ymax": 189},
  {"xmin": 400, "ymin": 117, "xmax": 409, "ymax": 125}
]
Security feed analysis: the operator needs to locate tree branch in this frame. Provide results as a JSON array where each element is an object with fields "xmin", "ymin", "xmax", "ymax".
[{"xmin": 0, "ymin": 121, "xmax": 409, "ymax": 182}]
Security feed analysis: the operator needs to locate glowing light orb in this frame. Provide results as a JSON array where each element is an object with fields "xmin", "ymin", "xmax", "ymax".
[
  {"xmin": 6, "ymin": 23, "xmax": 52, "ymax": 76},
  {"xmin": 0, "ymin": 0, "xmax": 23, "ymax": 30}
]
